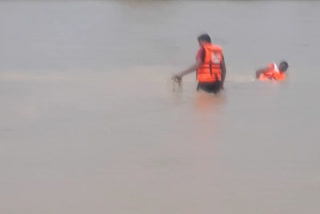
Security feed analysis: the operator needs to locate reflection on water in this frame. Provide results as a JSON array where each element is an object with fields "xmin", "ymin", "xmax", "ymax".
[{"xmin": 194, "ymin": 91, "xmax": 226, "ymax": 112}]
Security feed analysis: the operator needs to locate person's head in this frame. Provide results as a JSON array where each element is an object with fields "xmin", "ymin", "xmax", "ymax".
[
  {"xmin": 278, "ymin": 61, "xmax": 289, "ymax": 72},
  {"xmin": 197, "ymin": 34, "xmax": 211, "ymax": 47}
]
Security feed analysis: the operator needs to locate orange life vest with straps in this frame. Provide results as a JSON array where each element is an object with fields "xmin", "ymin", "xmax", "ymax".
[
  {"xmin": 197, "ymin": 44, "xmax": 223, "ymax": 83},
  {"xmin": 259, "ymin": 63, "xmax": 286, "ymax": 81}
]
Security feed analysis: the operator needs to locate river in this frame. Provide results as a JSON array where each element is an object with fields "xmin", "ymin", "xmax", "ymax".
[{"xmin": 0, "ymin": 1, "xmax": 319, "ymax": 213}]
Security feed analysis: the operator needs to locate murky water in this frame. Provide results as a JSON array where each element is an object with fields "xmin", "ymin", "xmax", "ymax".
[{"xmin": 1, "ymin": 1, "xmax": 320, "ymax": 213}]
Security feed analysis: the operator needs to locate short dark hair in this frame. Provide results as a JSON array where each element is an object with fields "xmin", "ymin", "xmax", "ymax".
[
  {"xmin": 280, "ymin": 61, "xmax": 289, "ymax": 68},
  {"xmin": 198, "ymin": 34, "xmax": 211, "ymax": 43}
]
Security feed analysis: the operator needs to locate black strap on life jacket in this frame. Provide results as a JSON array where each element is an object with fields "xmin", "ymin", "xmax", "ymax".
[{"xmin": 209, "ymin": 61, "xmax": 213, "ymax": 76}]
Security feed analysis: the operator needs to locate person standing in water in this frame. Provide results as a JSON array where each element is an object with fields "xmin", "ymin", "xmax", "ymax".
[
  {"xmin": 256, "ymin": 61, "xmax": 289, "ymax": 81},
  {"xmin": 172, "ymin": 34, "xmax": 226, "ymax": 94}
]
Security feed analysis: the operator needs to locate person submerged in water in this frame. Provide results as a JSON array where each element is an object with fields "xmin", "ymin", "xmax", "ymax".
[
  {"xmin": 256, "ymin": 61, "xmax": 289, "ymax": 81},
  {"xmin": 172, "ymin": 34, "xmax": 226, "ymax": 94}
]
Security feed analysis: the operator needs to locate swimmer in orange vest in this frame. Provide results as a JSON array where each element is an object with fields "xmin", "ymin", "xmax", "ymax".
[
  {"xmin": 172, "ymin": 34, "xmax": 227, "ymax": 94},
  {"xmin": 256, "ymin": 61, "xmax": 289, "ymax": 81}
]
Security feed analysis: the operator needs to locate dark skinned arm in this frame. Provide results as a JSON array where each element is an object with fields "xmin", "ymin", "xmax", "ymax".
[
  {"xmin": 220, "ymin": 55, "xmax": 226, "ymax": 89},
  {"xmin": 172, "ymin": 59, "xmax": 203, "ymax": 82},
  {"xmin": 256, "ymin": 67, "xmax": 268, "ymax": 79}
]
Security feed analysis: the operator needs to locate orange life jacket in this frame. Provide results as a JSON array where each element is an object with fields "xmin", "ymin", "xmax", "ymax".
[
  {"xmin": 273, "ymin": 71, "xmax": 286, "ymax": 81},
  {"xmin": 259, "ymin": 63, "xmax": 286, "ymax": 81},
  {"xmin": 197, "ymin": 44, "xmax": 223, "ymax": 83}
]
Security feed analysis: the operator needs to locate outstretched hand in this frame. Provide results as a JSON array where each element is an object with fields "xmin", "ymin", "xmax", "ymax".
[
  {"xmin": 171, "ymin": 74, "xmax": 182, "ymax": 92},
  {"xmin": 171, "ymin": 74, "xmax": 182, "ymax": 84}
]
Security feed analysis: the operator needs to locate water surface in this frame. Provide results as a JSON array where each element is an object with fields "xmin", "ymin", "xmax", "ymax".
[{"xmin": 0, "ymin": 1, "xmax": 320, "ymax": 213}]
